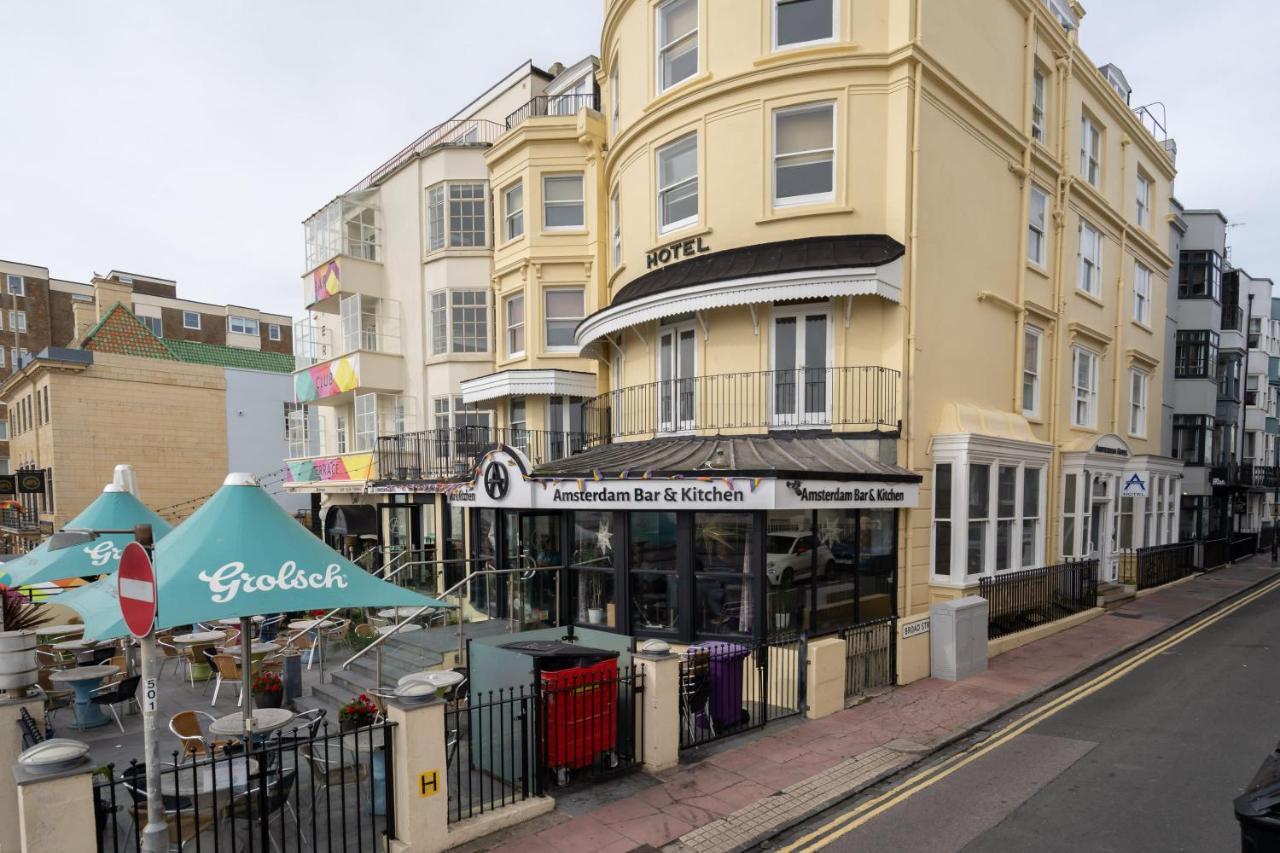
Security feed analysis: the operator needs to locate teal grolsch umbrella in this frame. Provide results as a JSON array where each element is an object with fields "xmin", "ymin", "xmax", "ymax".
[
  {"xmin": 1, "ymin": 485, "xmax": 174, "ymax": 588},
  {"xmin": 57, "ymin": 577, "xmax": 127, "ymax": 641},
  {"xmin": 151, "ymin": 474, "xmax": 446, "ymax": 732}
]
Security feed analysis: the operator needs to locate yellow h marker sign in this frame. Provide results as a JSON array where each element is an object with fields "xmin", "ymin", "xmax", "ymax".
[{"xmin": 418, "ymin": 770, "xmax": 439, "ymax": 798}]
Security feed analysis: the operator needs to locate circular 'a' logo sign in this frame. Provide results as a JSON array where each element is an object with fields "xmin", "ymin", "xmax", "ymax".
[{"xmin": 483, "ymin": 462, "xmax": 510, "ymax": 501}]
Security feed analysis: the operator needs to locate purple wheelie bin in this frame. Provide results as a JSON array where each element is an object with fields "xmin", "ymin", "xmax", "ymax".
[{"xmin": 689, "ymin": 640, "xmax": 751, "ymax": 728}]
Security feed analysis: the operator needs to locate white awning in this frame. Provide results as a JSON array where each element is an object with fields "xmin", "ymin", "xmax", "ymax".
[
  {"xmin": 459, "ymin": 368, "xmax": 598, "ymax": 405},
  {"xmin": 576, "ymin": 261, "xmax": 902, "ymax": 348}
]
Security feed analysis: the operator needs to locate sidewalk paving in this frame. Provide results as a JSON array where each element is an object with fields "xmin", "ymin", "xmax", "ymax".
[{"xmin": 461, "ymin": 558, "xmax": 1279, "ymax": 853}]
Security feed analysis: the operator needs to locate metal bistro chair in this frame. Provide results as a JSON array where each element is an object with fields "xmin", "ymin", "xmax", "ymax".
[
  {"xmin": 300, "ymin": 739, "xmax": 368, "ymax": 799},
  {"xmin": 209, "ymin": 654, "xmax": 244, "ymax": 707},
  {"xmin": 680, "ymin": 651, "xmax": 714, "ymax": 738},
  {"xmin": 88, "ymin": 675, "xmax": 143, "ymax": 734},
  {"xmin": 169, "ymin": 710, "xmax": 240, "ymax": 760},
  {"xmin": 226, "ymin": 770, "xmax": 303, "ymax": 853},
  {"xmin": 156, "ymin": 633, "xmax": 185, "ymax": 680},
  {"xmin": 121, "ymin": 764, "xmax": 216, "ymax": 853},
  {"xmin": 35, "ymin": 668, "xmax": 74, "ymax": 728}
]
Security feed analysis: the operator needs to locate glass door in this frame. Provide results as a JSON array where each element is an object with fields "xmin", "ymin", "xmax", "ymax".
[
  {"xmin": 772, "ymin": 310, "xmax": 831, "ymax": 427},
  {"xmin": 512, "ymin": 513, "xmax": 561, "ymax": 630},
  {"xmin": 658, "ymin": 325, "xmax": 696, "ymax": 433}
]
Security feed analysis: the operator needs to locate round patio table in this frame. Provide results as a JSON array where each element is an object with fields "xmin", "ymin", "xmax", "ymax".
[
  {"xmin": 288, "ymin": 620, "xmax": 335, "ymax": 666},
  {"xmin": 159, "ymin": 756, "xmax": 259, "ymax": 809},
  {"xmin": 174, "ymin": 631, "xmax": 226, "ymax": 682},
  {"xmin": 376, "ymin": 607, "xmax": 430, "ymax": 621},
  {"xmin": 376, "ymin": 623, "xmax": 423, "ymax": 636},
  {"xmin": 219, "ymin": 641, "xmax": 280, "ymax": 668},
  {"xmin": 209, "ymin": 708, "xmax": 295, "ymax": 741},
  {"xmin": 50, "ymin": 665, "xmax": 120, "ymax": 730},
  {"xmin": 51, "ymin": 638, "xmax": 98, "ymax": 651}
]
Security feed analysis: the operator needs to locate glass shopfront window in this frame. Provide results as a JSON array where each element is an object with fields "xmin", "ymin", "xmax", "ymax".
[
  {"xmin": 694, "ymin": 513, "xmax": 754, "ymax": 636},
  {"xmin": 630, "ymin": 512, "xmax": 678, "ymax": 633},
  {"xmin": 765, "ymin": 509, "xmax": 816, "ymax": 634},
  {"xmin": 516, "ymin": 513, "xmax": 561, "ymax": 630},
  {"xmin": 472, "ymin": 509, "xmax": 496, "ymax": 613},
  {"xmin": 444, "ymin": 503, "xmax": 466, "ymax": 590},
  {"xmin": 572, "ymin": 511, "xmax": 617, "ymax": 628}
]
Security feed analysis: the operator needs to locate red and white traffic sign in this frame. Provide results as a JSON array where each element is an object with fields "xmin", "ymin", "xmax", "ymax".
[{"xmin": 118, "ymin": 541, "xmax": 157, "ymax": 639}]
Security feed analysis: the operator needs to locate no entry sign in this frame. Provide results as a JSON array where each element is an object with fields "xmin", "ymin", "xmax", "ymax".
[{"xmin": 118, "ymin": 541, "xmax": 157, "ymax": 639}]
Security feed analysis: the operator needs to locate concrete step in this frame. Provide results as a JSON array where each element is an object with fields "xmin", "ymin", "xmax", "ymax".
[{"xmin": 1097, "ymin": 582, "xmax": 1137, "ymax": 610}]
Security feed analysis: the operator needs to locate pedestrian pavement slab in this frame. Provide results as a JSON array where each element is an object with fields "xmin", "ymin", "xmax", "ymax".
[{"xmin": 464, "ymin": 558, "xmax": 1279, "ymax": 853}]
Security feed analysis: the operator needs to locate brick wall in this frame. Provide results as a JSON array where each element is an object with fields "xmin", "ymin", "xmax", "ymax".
[
  {"xmin": 161, "ymin": 306, "xmax": 228, "ymax": 346},
  {"xmin": 260, "ymin": 321, "xmax": 294, "ymax": 355},
  {"xmin": 6, "ymin": 352, "xmax": 230, "ymax": 529}
]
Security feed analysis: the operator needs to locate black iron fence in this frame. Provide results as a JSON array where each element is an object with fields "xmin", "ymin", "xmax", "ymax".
[
  {"xmin": 841, "ymin": 617, "xmax": 895, "ymax": 702},
  {"xmin": 94, "ymin": 720, "xmax": 395, "ymax": 853},
  {"xmin": 1201, "ymin": 536, "xmax": 1229, "ymax": 570},
  {"xmin": 0, "ymin": 505, "xmax": 40, "ymax": 531},
  {"xmin": 1231, "ymin": 532, "xmax": 1259, "ymax": 563},
  {"xmin": 446, "ymin": 666, "xmax": 643, "ymax": 822},
  {"xmin": 1119, "ymin": 542, "xmax": 1197, "ymax": 590},
  {"xmin": 584, "ymin": 366, "xmax": 900, "ymax": 443},
  {"xmin": 505, "ymin": 93, "xmax": 600, "ymax": 129},
  {"xmin": 376, "ymin": 427, "xmax": 600, "ymax": 482},
  {"xmin": 1260, "ymin": 527, "xmax": 1276, "ymax": 554},
  {"xmin": 678, "ymin": 635, "xmax": 805, "ymax": 750},
  {"xmin": 978, "ymin": 560, "xmax": 1098, "ymax": 640}
]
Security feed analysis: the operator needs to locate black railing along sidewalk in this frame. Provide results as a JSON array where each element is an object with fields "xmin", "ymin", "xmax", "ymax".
[
  {"xmin": 841, "ymin": 617, "xmax": 896, "ymax": 702},
  {"xmin": 678, "ymin": 634, "xmax": 805, "ymax": 750},
  {"xmin": 1200, "ymin": 536, "xmax": 1229, "ymax": 570},
  {"xmin": 1119, "ymin": 542, "xmax": 1196, "ymax": 590},
  {"xmin": 505, "ymin": 93, "xmax": 600, "ymax": 129},
  {"xmin": 978, "ymin": 560, "xmax": 1098, "ymax": 640},
  {"xmin": 94, "ymin": 720, "xmax": 396, "ymax": 853},
  {"xmin": 585, "ymin": 366, "xmax": 900, "ymax": 442},
  {"xmin": 1230, "ymin": 532, "xmax": 1259, "ymax": 563}
]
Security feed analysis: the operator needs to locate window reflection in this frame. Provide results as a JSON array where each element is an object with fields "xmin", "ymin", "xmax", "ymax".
[
  {"xmin": 572, "ymin": 511, "xmax": 616, "ymax": 627},
  {"xmin": 630, "ymin": 512, "xmax": 678, "ymax": 632},
  {"xmin": 694, "ymin": 513, "xmax": 753, "ymax": 635}
]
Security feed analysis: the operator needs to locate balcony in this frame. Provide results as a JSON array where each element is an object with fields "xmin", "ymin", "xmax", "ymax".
[
  {"xmin": 285, "ymin": 451, "xmax": 376, "ymax": 487},
  {"xmin": 302, "ymin": 254, "xmax": 384, "ymax": 313},
  {"xmin": 504, "ymin": 93, "xmax": 600, "ymax": 131},
  {"xmin": 376, "ymin": 427, "xmax": 599, "ymax": 482},
  {"xmin": 293, "ymin": 349, "xmax": 404, "ymax": 404},
  {"xmin": 0, "ymin": 506, "xmax": 40, "ymax": 533},
  {"xmin": 1221, "ymin": 304, "xmax": 1244, "ymax": 332},
  {"xmin": 1209, "ymin": 461, "xmax": 1280, "ymax": 490},
  {"xmin": 1270, "ymin": 356, "xmax": 1280, "ymax": 385},
  {"xmin": 583, "ymin": 366, "xmax": 900, "ymax": 443}
]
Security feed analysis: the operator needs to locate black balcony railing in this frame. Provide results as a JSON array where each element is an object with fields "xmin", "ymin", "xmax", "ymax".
[
  {"xmin": 583, "ymin": 366, "xmax": 900, "ymax": 442},
  {"xmin": 377, "ymin": 427, "xmax": 601, "ymax": 481},
  {"xmin": 0, "ymin": 506, "xmax": 40, "ymax": 532},
  {"xmin": 1210, "ymin": 461, "xmax": 1280, "ymax": 489},
  {"xmin": 505, "ymin": 93, "xmax": 600, "ymax": 130}
]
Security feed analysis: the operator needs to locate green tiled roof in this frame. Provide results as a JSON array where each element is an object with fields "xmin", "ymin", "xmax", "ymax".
[
  {"xmin": 82, "ymin": 302, "xmax": 293, "ymax": 374},
  {"xmin": 161, "ymin": 338, "xmax": 294, "ymax": 374}
]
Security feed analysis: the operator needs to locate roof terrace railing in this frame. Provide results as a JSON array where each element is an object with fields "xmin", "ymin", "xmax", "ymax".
[
  {"xmin": 504, "ymin": 93, "xmax": 600, "ymax": 130},
  {"xmin": 346, "ymin": 119, "xmax": 506, "ymax": 193}
]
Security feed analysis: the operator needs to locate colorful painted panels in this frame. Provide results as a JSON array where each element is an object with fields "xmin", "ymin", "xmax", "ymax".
[
  {"xmin": 312, "ymin": 260, "xmax": 341, "ymax": 305},
  {"xmin": 294, "ymin": 355, "xmax": 359, "ymax": 402},
  {"xmin": 286, "ymin": 453, "xmax": 375, "ymax": 484}
]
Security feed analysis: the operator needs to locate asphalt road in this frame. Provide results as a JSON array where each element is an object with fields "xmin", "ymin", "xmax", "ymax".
[{"xmin": 768, "ymin": 580, "xmax": 1280, "ymax": 853}]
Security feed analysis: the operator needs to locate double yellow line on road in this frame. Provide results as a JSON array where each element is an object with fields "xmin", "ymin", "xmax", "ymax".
[{"xmin": 780, "ymin": 575, "xmax": 1280, "ymax": 852}]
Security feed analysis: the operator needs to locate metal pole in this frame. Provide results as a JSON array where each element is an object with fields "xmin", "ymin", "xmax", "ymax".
[
  {"xmin": 135, "ymin": 524, "xmax": 166, "ymax": 853},
  {"xmin": 240, "ymin": 615, "xmax": 254, "ymax": 737}
]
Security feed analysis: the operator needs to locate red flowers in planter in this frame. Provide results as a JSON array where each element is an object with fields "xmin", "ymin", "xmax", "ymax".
[
  {"xmin": 339, "ymin": 693, "xmax": 379, "ymax": 728},
  {"xmin": 251, "ymin": 671, "xmax": 283, "ymax": 694}
]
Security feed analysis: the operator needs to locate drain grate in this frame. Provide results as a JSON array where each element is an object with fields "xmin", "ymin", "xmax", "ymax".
[{"xmin": 1109, "ymin": 611, "xmax": 1143, "ymax": 619}]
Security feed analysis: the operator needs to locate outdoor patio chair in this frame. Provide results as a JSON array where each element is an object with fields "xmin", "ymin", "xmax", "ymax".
[
  {"xmin": 36, "ymin": 644, "xmax": 72, "ymax": 670},
  {"xmin": 156, "ymin": 634, "xmax": 185, "ymax": 679},
  {"xmin": 225, "ymin": 770, "xmax": 303, "ymax": 853},
  {"xmin": 680, "ymin": 651, "xmax": 714, "ymax": 738},
  {"xmin": 89, "ymin": 674, "xmax": 142, "ymax": 734},
  {"xmin": 169, "ymin": 710, "xmax": 239, "ymax": 760},
  {"xmin": 209, "ymin": 654, "xmax": 244, "ymax": 707},
  {"xmin": 35, "ymin": 668, "xmax": 74, "ymax": 728},
  {"xmin": 106, "ymin": 654, "xmax": 128, "ymax": 685},
  {"xmin": 300, "ymin": 741, "xmax": 368, "ymax": 798},
  {"xmin": 354, "ymin": 622, "xmax": 378, "ymax": 640}
]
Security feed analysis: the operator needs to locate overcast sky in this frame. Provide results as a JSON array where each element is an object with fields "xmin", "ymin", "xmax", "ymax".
[{"xmin": 1, "ymin": 1, "xmax": 1276, "ymax": 317}]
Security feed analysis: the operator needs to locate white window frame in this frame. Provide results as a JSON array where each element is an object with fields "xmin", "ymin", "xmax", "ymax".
[
  {"xmin": 335, "ymin": 412, "xmax": 348, "ymax": 455},
  {"xmin": 5, "ymin": 275, "xmax": 24, "ymax": 297},
  {"xmin": 1078, "ymin": 220, "xmax": 1102, "ymax": 297},
  {"xmin": 1133, "ymin": 261, "xmax": 1152, "ymax": 325},
  {"xmin": 449, "ymin": 291, "xmax": 489, "ymax": 354},
  {"xmin": 1023, "ymin": 326, "xmax": 1042, "ymax": 418},
  {"xmin": 1031, "ymin": 67, "xmax": 1046, "ymax": 143},
  {"xmin": 268, "ymin": 323, "xmax": 281, "ymax": 341},
  {"xmin": 7, "ymin": 310, "xmax": 26, "ymax": 333},
  {"xmin": 504, "ymin": 181, "xmax": 524, "ymax": 241},
  {"xmin": 426, "ymin": 184, "xmax": 445, "ymax": 252},
  {"xmin": 611, "ymin": 189, "xmax": 622, "ymax": 269},
  {"xmin": 1081, "ymin": 112, "xmax": 1101, "ymax": 186},
  {"xmin": 656, "ymin": 0, "xmax": 699, "ymax": 93},
  {"xmin": 228, "ymin": 315, "xmax": 259, "ymax": 336},
  {"xmin": 506, "ymin": 293, "xmax": 526, "ymax": 358},
  {"xmin": 542, "ymin": 174, "xmax": 585, "ymax": 231},
  {"xmin": 426, "ymin": 181, "xmax": 487, "ymax": 251},
  {"xmin": 657, "ymin": 133, "xmax": 699, "ymax": 234},
  {"xmin": 1071, "ymin": 346, "xmax": 1099, "ymax": 428},
  {"xmin": 182, "ymin": 311, "xmax": 201, "ymax": 330},
  {"xmin": 354, "ymin": 393, "xmax": 377, "ymax": 452},
  {"xmin": 430, "ymin": 292, "xmax": 447, "ymax": 356},
  {"xmin": 772, "ymin": 101, "xmax": 836, "ymax": 207},
  {"xmin": 609, "ymin": 56, "xmax": 620, "ymax": 134},
  {"xmin": 772, "ymin": 0, "xmax": 837, "ymax": 51},
  {"xmin": 1028, "ymin": 185, "xmax": 1048, "ymax": 266},
  {"xmin": 1129, "ymin": 369, "xmax": 1148, "ymax": 437},
  {"xmin": 544, "ymin": 288, "xmax": 586, "ymax": 352},
  {"xmin": 1136, "ymin": 173, "xmax": 1152, "ymax": 228}
]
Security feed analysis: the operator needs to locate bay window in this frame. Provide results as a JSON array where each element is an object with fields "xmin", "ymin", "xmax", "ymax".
[
  {"xmin": 506, "ymin": 294, "xmax": 525, "ymax": 357},
  {"xmin": 545, "ymin": 288, "xmax": 585, "ymax": 351},
  {"xmin": 995, "ymin": 466, "xmax": 1017, "ymax": 571},
  {"xmin": 504, "ymin": 182, "xmax": 524, "ymax": 240},
  {"xmin": 933, "ymin": 464, "xmax": 952, "ymax": 577},
  {"xmin": 967, "ymin": 464, "xmax": 990, "ymax": 575},
  {"xmin": 1175, "ymin": 330, "xmax": 1217, "ymax": 378},
  {"xmin": 426, "ymin": 181, "xmax": 487, "ymax": 250},
  {"xmin": 543, "ymin": 174, "xmax": 585, "ymax": 230}
]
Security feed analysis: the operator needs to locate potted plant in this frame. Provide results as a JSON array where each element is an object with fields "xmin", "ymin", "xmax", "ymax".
[
  {"xmin": 251, "ymin": 671, "xmax": 283, "ymax": 709},
  {"xmin": 339, "ymin": 693, "xmax": 379, "ymax": 731},
  {"xmin": 587, "ymin": 574, "xmax": 606, "ymax": 625}
]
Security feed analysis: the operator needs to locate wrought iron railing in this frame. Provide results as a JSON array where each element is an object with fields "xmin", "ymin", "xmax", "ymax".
[
  {"xmin": 1118, "ymin": 542, "xmax": 1196, "ymax": 590},
  {"xmin": 1201, "ymin": 536, "xmax": 1229, "ymax": 570},
  {"xmin": 841, "ymin": 617, "xmax": 896, "ymax": 701},
  {"xmin": 504, "ymin": 93, "xmax": 600, "ymax": 130},
  {"xmin": 347, "ymin": 119, "xmax": 506, "ymax": 193},
  {"xmin": 0, "ymin": 506, "xmax": 40, "ymax": 531},
  {"xmin": 1209, "ymin": 462, "xmax": 1280, "ymax": 489},
  {"xmin": 678, "ymin": 635, "xmax": 805, "ymax": 750},
  {"xmin": 978, "ymin": 560, "xmax": 1098, "ymax": 640},
  {"xmin": 584, "ymin": 366, "xmax": 900, "ymax": 442},
  {"xmin": 1230, "ymin": 532, "xmax": 1259, "ymax": 563},
  {"xmin": 376, "ymin": 427, "xmax": 601, "ymax": 481}
]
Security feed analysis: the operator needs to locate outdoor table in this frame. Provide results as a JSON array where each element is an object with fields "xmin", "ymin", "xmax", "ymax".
[
  {"xmin": 209, "ymin": 708, "xmax": 295, "ymax": 742},
  {"xmin": 376, "ymin": 623, "xmax": 423, "ymax": 636},
  {"xmin": 174, "ymin": 631, "xmax": 226, "ymax": 681},
  {"xmin": 51, "ymin": 638, "xmax": 98, "ymax": 651},
  {"xmin": 376, "ymin": 607, "xmax": 430, "ymax": 621},
  {"xmin": 50, "ymin": 665, "xmax": 120, "ymax": 730},
  {"xmin": 158, "ymin": 756, "xmax": 260, "ymax": 810},
  {"xmin": 218, "ymin": 641, "xmax": 280, "ymax": 669},
  {"xmin": 288, "ymin": 620, "xmax": 335, "ymax": 666}
]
